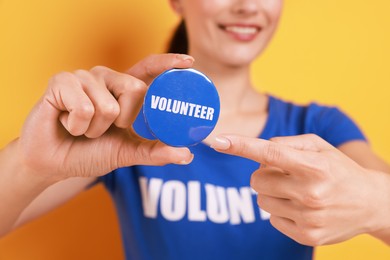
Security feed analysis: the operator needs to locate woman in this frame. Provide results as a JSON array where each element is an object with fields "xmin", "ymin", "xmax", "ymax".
[{"xmin": 0, "ymin": 0, "xmax": 389, "ymax": 259}]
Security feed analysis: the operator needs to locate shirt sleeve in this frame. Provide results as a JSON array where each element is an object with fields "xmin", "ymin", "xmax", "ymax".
[{"xmin": 306, "ymin": 103, "xmax": 367, "ymax": 147}]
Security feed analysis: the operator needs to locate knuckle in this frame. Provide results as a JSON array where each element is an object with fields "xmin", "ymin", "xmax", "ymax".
[
  {"xmin": 90, "ymin": 65, "xmax": 109, "ymax": 76},
  {"xmin": 73, "ymin": 69, "xmax": 88, "ymax": 76},
  {"xmin": 263, "ymin": 143, "xmax": 281, "ymax": 165},
  {"xmin": 145, "ymin": 65, "xmax": 154, "ymax": 79},
  {"xmin": 124, "ymin": 78, "xmax": 147, "ymax": 96},
  {"xmin": 74, "ymin": 104, "xmax": 95, "ymax": 119},
  {"xmin": 49, "ymin": 71, "xmax": 76, "ymax": 85},
  {"xmin": 140, "ymin": 54, "xmax": 157, "ymax": 78},
  {"xmin": 97, "ymin": 102, "xmax": 120, "ymax": 119},
  {"xmin": 301, "ymin": 190, "xmax": 326, "ymax": 209},
  {"xmin": 234, "ymin": 139, "xmax": 247, "ymax": 155},
  {"xmin": 150, "ymin": 148, "xmax": 175, "ymax": 166},
  {"xmin": 298, "ymin": 228, "xmax": 323, "ymax": 246},
  {"xmin": 133, "ymin": 141, "xmax": 167, "ymax": 166}
]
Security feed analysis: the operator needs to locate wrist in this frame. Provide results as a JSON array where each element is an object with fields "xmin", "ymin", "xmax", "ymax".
[
  {"xmin": 5, "ymin": 139, "xmax": 64, "ymax": 187},
  {"xmin": 366, "ymin": 169, "xmax": 390, "ymax": 245}
]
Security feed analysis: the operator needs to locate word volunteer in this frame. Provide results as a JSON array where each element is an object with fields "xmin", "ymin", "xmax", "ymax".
[{"xmin": 150, "ymin": 95, "xmax": 216, "ymax": 121}]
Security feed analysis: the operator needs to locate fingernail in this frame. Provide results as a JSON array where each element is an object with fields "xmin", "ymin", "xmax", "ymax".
[
  {"xmin": 176, "ymin": 153, "xmax": 194, "ymax": 165},
  {"xmin": 176, "ymin": 54, "xmax": 195, "ymax": 63},
  {"xmin": 210, "ymin": 137, "xmax": 231, "ymax": 150}
]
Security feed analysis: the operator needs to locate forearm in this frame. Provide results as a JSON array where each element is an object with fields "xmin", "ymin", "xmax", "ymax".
[{"xmin": 0, "ymin": 139, "xmax": 59, "ymax": 237}]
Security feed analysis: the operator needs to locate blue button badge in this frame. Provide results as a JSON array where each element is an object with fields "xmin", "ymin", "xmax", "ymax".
[{"xmin": 143, "ymin": 68, "xmax": 220, "ymax": 147}]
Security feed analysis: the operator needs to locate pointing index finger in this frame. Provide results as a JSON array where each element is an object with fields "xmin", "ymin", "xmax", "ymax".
[{"xmin": 211, "ymin": 135, "xmax": 313, "ymax": 173}]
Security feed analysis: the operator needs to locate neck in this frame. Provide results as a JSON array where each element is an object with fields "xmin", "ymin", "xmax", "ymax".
[{"xmin": 192, "ymin": 58, "xmax": 257, "ymax": 116}]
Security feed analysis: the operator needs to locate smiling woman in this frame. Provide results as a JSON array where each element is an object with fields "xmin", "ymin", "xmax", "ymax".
[
  {"xmin": 169, "ymin": 0, "xmax": 282, "ymax": 67},
  {"xmin": 0, "ymin": 0, "xmax": 390, "ymax": 260}
]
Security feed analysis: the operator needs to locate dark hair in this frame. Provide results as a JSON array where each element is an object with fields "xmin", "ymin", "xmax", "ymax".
[{"xmin": 166, "ymin": 20, "xmax": 188, "ymax": 54}]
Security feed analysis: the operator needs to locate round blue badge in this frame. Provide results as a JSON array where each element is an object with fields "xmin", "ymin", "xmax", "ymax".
[{"xmin": 143, "ymin": 68, "xmax": 220, "ymax": 147}]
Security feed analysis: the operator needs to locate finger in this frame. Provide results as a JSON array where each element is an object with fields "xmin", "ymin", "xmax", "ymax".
[
  {"xmin": 211, "ymin": 135, "xmax": 318, "ymax": 174},
  {"xmin": 90, "ymin": 66, "xmax": 148, "ymax": 128},
  {"xmin": 73, "ymin": 69, "xmax": 121, "ymax": 138},
  {"xmin": 126, "ymin": 53, "xmax": 195, "ymax": 85},
  {"xmin": 257, "ymin": 195, "xmax": 298, "ymax": 220},
  {"xmin": 47, "ymin": 72, "xmax": 95, "ymax": 136},
  {"xmin": 270, "ymin": 215, "xmax": 323, "ymax": 246},
  {"xmin": 250, "ymin": 168, "xmax": 302, "ymax": 200},
  {"xmin": 269, "ymin": 216, "xmax": 302, "ymax": 243},
  {"xmin": 270, "ymin": 134, "xmax": 333, "ymax": 151}
]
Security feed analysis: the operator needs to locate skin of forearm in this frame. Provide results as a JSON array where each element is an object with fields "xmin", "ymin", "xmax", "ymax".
[{"xmin": 0, "ymin": 139, "xmax": 58, "ymax": 237}]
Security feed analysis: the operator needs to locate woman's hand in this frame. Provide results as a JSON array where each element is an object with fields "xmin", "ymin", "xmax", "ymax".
[
  {"xmin": 211, "ymin": 134, "xmax": 390, "ymax": 246},
  {"xmin": 18, "ymin": 54, "xmax": 195, "ymax": 182}
]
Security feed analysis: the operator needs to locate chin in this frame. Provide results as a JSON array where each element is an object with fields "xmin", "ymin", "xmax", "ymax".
[
  {"xmin": 222, "ymin": 45, "xmax": 264, "ymax": 64},
  {"xmin": 221, "ymin": 52, "xmax": 260, "ymax": 67}
]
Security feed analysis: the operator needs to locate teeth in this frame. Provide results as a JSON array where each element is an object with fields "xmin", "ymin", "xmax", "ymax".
[{"xmin": 225, "ymin": 26, "xmax": 258, "ymax": 34}]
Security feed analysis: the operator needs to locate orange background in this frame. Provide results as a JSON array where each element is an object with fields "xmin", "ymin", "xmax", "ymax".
[{"xmin": 1, "ymin": 0, "xmax": 390, "ymax": 259}]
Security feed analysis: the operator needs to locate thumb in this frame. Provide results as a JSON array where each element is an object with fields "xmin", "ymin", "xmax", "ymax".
[
  {"xmin": 117, "ymin": 139, "xmax": 194, "ymax": 167},
  {"xmin": 126, "ymin": 53, "xmax": 195, "ymax": 85}
]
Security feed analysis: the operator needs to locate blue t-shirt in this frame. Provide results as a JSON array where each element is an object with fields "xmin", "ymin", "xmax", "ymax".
[{"xmin": 100, "ymin": 95, "xmax": 366, "ymax": 260}]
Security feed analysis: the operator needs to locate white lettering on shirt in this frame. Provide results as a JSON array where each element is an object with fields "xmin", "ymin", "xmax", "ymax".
[
  {"xmin": 139, "ymin": 177, "xmax": 266, "ymax": 224},
  {"xmin": 227, "ymin": 187, "xmax": 255, "ymax": 224},
  {"xmin": 139, "ymin": 177, "xmax": 163, "ymax": 218},
  {"xmin": 160, "ymin": 181, "xmax": 186, "ymax": 221},
  {"xmin": 205, "ymin": 184, "xmax": 229, "ymax": 223},
  {"xmin": 188, "ymin": 181, "xmax": 207, "ymax": 221}
]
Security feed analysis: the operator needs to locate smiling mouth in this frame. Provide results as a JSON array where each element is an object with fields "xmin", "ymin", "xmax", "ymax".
[
  {"xmin": 218, "ymin": 24, "xmax": 261, "ymax": 41},
  {"xmin": 223, "ymin": 25, "xmax": 260, "ymax": 34}
]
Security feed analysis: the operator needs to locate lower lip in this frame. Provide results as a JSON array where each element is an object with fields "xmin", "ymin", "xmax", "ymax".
[{"xmin": 224, "ymin": 29, "xmax": 260, "ymax": 42}]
